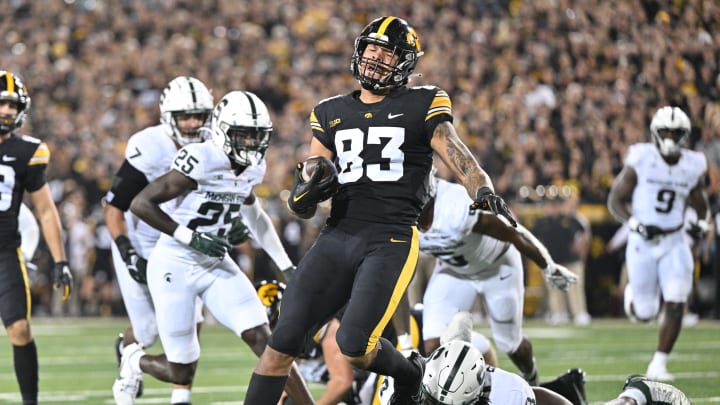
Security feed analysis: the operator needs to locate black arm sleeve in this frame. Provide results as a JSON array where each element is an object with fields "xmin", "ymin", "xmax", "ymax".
[{"xmin": 106, "ymin": 160, "xmax": 150, "ymax": 211}]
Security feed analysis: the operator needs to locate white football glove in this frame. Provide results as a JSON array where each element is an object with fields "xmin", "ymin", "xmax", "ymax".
[{"xmin": 542, "ymin": 262, "xmax": 578, "ymax": 291}]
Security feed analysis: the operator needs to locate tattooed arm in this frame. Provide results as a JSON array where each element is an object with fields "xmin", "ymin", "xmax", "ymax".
[{"xmin": 430, "ymin": 121, "xmax": 494, "ymax": 199}]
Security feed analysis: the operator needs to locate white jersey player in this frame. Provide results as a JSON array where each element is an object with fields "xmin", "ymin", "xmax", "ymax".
[
  {"xmin": 104, "ymin": 76, "xmax": 213, "ymax": 405},
  {"xmin": 417, "ymin": 174, "xmax": 577, "ymax": 383},
  {"xmin": 608, "ymin": 106, "xmax": 709, "ymax": 382},
  {"xmin": 119, "ymin": 91, "xmax": 313, "ymax": 405},
  {"xmin": 380, "ymin": 342, "xmax": 536, "ymax": 405},
  {"xmin": 411, "ymin": 313, "xmax": 689, "ymax": 405}
]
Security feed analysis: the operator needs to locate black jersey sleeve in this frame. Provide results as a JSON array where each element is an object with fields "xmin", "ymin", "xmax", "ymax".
[{"xmin": 106, "ymin": 160, "xmax": 150, "ymax": 211}]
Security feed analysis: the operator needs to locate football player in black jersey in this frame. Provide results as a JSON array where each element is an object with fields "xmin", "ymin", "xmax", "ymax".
[
  {"xmin": 244, "ymin": 16, "xmax": 515, "ymax": 405},
  {"xmin": 0, "ymin": 70, "xmax": 73, "ymax": 405}
]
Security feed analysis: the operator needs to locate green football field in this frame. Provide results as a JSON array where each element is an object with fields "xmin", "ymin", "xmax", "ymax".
[{"xmin": 0, "ymin": 317, "xmax": 718, "ymax": 404}]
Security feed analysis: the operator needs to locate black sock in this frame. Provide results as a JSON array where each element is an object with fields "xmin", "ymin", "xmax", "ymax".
[
  {"xmin": 244, "ymin": 373, "xmax": 288, "ymax": 405},
  {"xmin": 14, "ymin": 341, "xmax": 38, "ymax": 404},
  {"xmin": 366, "ymin": 337, "xmax": 419, "ymax": 385}
]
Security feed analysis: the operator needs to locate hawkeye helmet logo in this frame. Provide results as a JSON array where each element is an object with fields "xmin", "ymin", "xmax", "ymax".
[{"xmin": 364, "ymin": 112, "xmax": 373, "ymax": 119}]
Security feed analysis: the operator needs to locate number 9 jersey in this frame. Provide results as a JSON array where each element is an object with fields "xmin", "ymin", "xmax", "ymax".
[
  {"xmin": 310, "ymin": 86, "xmax": 452, "ymax": 225},
  {"xmin": 625, "ymin": 143, "xmax": 707, "ymax": 228}
]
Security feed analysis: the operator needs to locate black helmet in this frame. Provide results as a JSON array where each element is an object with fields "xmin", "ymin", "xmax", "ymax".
[
  {"xmin": 0, "ymin": 70, "xmax": 31, "ymax": 134},
  {"xmin": 350, "ymin": 16, "xmax": 423, "ymax": 92}
]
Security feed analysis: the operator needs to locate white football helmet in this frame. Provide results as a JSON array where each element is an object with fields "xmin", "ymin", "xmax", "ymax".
[
  {"xmin": 650, "ymin": 106, "xmax": 691, "ymax": 158},
  {"xmin": 211, "ymin": 91, "xmax": 272, "ymax": 167},
  {"xmin": 420, "ymin": 341, "xmax": 490, "ymax": 405},
  {"xmin": 159, "ymin": 76, "xmax": 213, "ymax": 145}
]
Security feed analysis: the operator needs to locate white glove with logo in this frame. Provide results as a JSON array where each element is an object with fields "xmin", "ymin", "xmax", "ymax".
[{"xmin": 542, "ymin": 262, "xmax": 578, "ymax": 291}]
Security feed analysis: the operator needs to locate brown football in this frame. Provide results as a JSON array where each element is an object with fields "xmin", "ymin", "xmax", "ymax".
[{"xmin": 301, "ymin": 155, "xmax": 338, "ymax": 182}]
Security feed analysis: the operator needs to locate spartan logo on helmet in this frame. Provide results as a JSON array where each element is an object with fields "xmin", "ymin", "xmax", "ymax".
[
  {"xmin": 0, "ymin": 70, "xmax": 31, "ymax": 135},
  {"xmin": 350, "ymin": 16, "xmax": 423, "ymax": 93}
]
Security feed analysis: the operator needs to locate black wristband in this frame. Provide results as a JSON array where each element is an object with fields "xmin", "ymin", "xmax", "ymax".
[{"xmin": 476, "ymin": 186, "xmax": 494, "ymax": 199}]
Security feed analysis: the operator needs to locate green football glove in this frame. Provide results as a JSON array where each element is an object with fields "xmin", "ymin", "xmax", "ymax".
[
  {"xmin": 227, "ymin": 218, "xmax": 251, "ymax": 245},
  {"xmin": 189, "ymin": 232, "xmax": 231, "ymax": 258}
]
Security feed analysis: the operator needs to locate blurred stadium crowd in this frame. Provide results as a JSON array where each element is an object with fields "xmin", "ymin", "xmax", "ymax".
[{"xmin": 2, "ymin": 0, "xmax": 719, "ymax": 318}]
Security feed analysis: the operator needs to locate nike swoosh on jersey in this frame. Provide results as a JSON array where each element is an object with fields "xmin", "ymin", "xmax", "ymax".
[
  {"xmin": 293, "ymin": 191, "xmax": 310, "ymax": 203},
  {"xmin": 387, "ymin": 113, "xmax": 404, "ymax": 119},
  {"xmin": 2, "ymin": 155, "xmax": 16, "ymax": 162},
  {"xmin": 390, "ymin": 237, "xmax": 407, "ymax": 243},
  {"xmin": 499, "ymin": 273, "xmax": 511, "ymax": 280}
]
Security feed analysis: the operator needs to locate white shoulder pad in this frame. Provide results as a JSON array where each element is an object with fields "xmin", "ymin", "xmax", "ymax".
[
  {"xmin": 684, "ymin": 149, "xmax": 708, "ymax": 177},
  {"xmin": 624, "ymin": 143, "xmax": 654, "ymax": 168},
  {"xmin": 125, "ymin": 124, "xmax": 177, "ymax": 179},
  {"xmin": 410, "ymin": 85, "xmax": 439, "ymax": 91},
  {"xmin": 171, "ymin": 142, "xmax": 211, "ymax": 182},
  {"xmin": 316, "ymin": 94, "xmax": 344, "ymax": 106},
  {"xmin": 20, "ymin": 134, "xmax": 41, "ymax": 144},
  {"xmin": 238, "ymin": 159, "xmax": 267, "ymax": 187}
]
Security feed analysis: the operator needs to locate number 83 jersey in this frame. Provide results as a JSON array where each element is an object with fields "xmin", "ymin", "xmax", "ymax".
[
  {"xmin": 626, "ymin": 143, "xmax": 707, "ymax": 228},
  {"xmin": 164, "ymin": 141, "xmax": 264, "ymax": 242},
  {"xmin": 310, "ymin": 86, "xmax": 452, "ymax": 225}
]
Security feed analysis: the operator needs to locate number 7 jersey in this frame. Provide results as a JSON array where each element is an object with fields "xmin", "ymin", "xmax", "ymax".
[
  {"xmin": 310, "ymin": 86, "xmax": 452, "ymax": 225},
  {"xmin": 626, "ymin": 143, "xmax": 707, "ymax": 228}
]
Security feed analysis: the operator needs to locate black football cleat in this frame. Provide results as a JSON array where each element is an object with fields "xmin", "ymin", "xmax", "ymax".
[
  {"xmin": 540, "ymin": 368, "xmax": 587, "ymax": 405},
  {"xmin": 388, "ymin": 351, "xmax": 426, "ymax": 405}
]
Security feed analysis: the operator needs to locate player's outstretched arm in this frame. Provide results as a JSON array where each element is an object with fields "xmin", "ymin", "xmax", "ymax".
[
  {"xmin": 473, "ymin": 213, "xmax": 549, "ymax": 268},
  {"xmin": 475, "ymin": 214, "xmax": 577, "ymax": 290},
  {"xmin": 431, "ymin": 121, "xmax": 516, "ymax": 226}
]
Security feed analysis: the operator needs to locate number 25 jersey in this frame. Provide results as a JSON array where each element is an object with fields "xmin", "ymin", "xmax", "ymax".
[
  {"xmin": 626, "ymin": 143, "xmax": 707, "ymax": 228},
  {"xmin": 154, "ymin": 141, "xmax": 265, "ymax": 262},
  {"xmin": 310, "ymin": 86, "xmax": 453, "ymax": 225}
]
